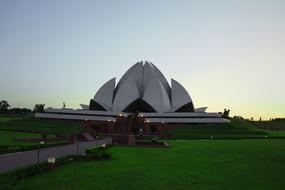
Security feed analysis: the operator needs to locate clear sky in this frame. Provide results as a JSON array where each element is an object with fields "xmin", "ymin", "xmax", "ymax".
[{"xmin": 0, "ymin": 0, "xmax": 284, "ymax": 119}]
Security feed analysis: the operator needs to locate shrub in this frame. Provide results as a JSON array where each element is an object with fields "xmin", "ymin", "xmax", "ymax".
[
  {"xmin": 0, "ymin": 146, "xmax": 112, "ymax": 189},
  {"xmin": 0, "ymin": 161, "xmax": 48, "ymax": 190},
  {"xmin": 42, "ymin": 133, "xmax": 47, "ymax": 139},
  {"xmin": 0, "ymin": 155, "xmax": 79, "ymax": 190},
  {"xmin": 152, "ymin": 137, "xmax": 159, "ymax": 144},
  {"xmin": 85, "ymin": 145, "xmax": 112, "ymax": 160}
]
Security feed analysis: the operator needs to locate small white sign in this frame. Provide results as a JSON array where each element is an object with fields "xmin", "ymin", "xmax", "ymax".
[{"xmin": 48, "ymin": 157, "xmax": 56, "ymax": 164}]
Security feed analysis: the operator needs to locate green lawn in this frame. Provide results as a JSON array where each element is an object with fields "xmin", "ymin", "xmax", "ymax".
[
  {"xmin": 1, "ymin": 115, "xmax": 284, "ymax": 139},
  {"xmin": 0, "ymin": 130, "xmax": 68, "ymax": 155},
  {"xmin": 168, "ymin": 118, "xmax": 285, "ymax": 139},
  {"xmin": 0, "ymin": 131, "xmax": 44, "ymax": 146},
  {"xmin": 0, "ymin": 116, "xmax": 22, "ymax": 123},
  {"xmin": 0, "ymin": 115, "xmax": 84, "ymax": 135},
  {"xmin": 10, "ymin": 139, "xmax": 285, "ymax": 190},
  {"xmin": 0, "ymin": 115, "xmax": 79, "ymax": 146},
  {"xmin": 255, "ymin": 119, "xmax": 285, "ymax": 130}
]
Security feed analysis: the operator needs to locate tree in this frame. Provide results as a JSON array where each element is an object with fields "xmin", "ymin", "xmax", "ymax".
[
  {"xmin": 0, "ymin": 100, "xmax": 10, "ymax": 110},
  {"xmin": 0, "ymin": 100, "xmax": 10, "ymax": 113},
  {"xmin": 10, "ymin": 108, "xmax": 32, "ymax": 115},
  {"xmin": 33, "ymin": 104, "xmax": 45, "ymax": 113},
  {"xmin": 222, "ymin": 109, "xmax": 230, "ymax": 118}
]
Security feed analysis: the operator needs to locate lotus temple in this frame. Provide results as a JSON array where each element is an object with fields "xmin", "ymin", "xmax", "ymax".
[{"xmin": 36, "ymin": 61, "xmax": 230, "ymax": 144}]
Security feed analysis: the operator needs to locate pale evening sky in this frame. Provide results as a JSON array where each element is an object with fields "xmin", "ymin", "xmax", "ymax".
[{"xmin": 0, "ymin": 0, "xmax": 284, "ymax": 119}]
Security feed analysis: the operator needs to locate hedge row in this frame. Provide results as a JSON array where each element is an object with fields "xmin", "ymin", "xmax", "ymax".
[
  {"xmin": 0, "ymin": 141, "xmax": 69, "ymax": 155},
  {"xmin": 85, "ymin": 144, "xmax": 112, "ymax": 160},
  {"xmin": 0, "ymin": 155, "xmax": 75, "ymax": 190},
  {"xmin": 0, "ymin": 150, "xmax": 113, "ymax": 190}
]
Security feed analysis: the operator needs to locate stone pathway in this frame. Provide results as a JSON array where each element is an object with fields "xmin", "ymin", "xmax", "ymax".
[{"xmin": 0, "ymin": 137, "xmax": 112, "ymax": 174}]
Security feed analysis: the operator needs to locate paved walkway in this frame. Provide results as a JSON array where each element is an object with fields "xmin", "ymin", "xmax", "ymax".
[{"xmin": 0, "ymin": 137, "xmax": 112, "ymax": 174}]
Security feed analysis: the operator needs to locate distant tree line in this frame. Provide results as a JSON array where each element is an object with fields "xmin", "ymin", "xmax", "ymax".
[
  {"xmin": 270, "ymin": 118, "xmax": 285, "ymax": 121},
  {"xmin": 0, "ymin": 100, "xmax": 10, "ymax": 113},
  {"xmin": 233, "ymin": 115, "xmax": 244, "ymax": 120},
  {"xmin": 9, "ymin": 108, "xmax": 32, "ymax": 115},
  {"xmin": 0, "ymin": 100, "xmax": 45, "ymax": 115}
]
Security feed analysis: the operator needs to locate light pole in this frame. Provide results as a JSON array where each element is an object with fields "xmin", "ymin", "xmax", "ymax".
[
  {"xmin": 166, "ymin": 123, "xmax": 169, "ymax": 137},
  {"xmin": 161, "ymin": 121, "xmax": 165, "ymax": 137},
  {"xmin": 37, "ymin": 141, "xmax": 45, "ymax": 164},
  {"xmin": 76, "ymin": 137, "xmax": 79, "ymax": 155}
]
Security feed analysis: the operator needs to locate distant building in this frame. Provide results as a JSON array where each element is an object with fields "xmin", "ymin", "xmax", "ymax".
[{"xmin": 35, "ymin": 61, "xmax": 229, "ymax": 144}]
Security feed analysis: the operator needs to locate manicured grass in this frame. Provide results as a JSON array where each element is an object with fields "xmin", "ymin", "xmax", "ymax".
[
  {"xmin": 0, "ymin": 115, "xmax": 84, "ymax": 135},
  {"xmin": 1, "ymin": 115, "xmax": 284, "ymax": 139},
  {"xmin": 168, "ymin": 118, "xmax": 285, "ymax": 139},
  {"xmin": 0, "ymin": 116, "xmax": 21, "ymax": 123},
  {"xmin": 0, "ymin": 115, "xmax": 73, "ymax": 148},
  {"xmin": 9, "ymin": 139, "xmax": 285, "ymax": 190},
  {"xmin": 255, "ymin": 119, "xmax": 285, "ymax": 130},
  {"xmin": 0, "ymin": 131, "xmax": 44, "ymax": 146}
]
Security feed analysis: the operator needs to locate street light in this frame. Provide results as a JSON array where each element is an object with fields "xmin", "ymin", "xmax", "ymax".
[
  {"xmin": 76, "ymin": 136, "xmax": 79, "ymax": 155},
  {"xmin": 161, "ymin": 122, "xmax": 167, "ymax": 137},
  {"xmin": 37, "ymin": 141, "xmax": 45, "ymax": 164}
]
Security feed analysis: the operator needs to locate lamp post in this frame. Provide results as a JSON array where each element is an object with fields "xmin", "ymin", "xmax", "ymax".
[
  {"xmin": 107, "ymin": 119, "xmax": 111, "ymax": 133},
  {"xmin": 37, "ymin": 141, "xmax": 45, "ymax": 164},
  {"xmin": 166, "ymin": 123, "xmax": 169, "ymax": 137},
  {"xmin": 161, "ymin": 121, "xmax": 165, "ymax": 137},
  {"xmin": 76, "ymin": 136, "xmax": 79, "ymax": 155},
  {"xmin": 144, "ymin": 120, "xmax": 150, "ymax": 135}
]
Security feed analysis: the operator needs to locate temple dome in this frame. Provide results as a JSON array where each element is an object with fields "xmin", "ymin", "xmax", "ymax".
[{"xmin": 88, "ymin": 61, "xmax": 194, "ymax": 113}]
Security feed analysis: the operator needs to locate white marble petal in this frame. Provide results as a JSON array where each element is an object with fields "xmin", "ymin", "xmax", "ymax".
[
  {"xmin": 150, "ymin": 62, "xmax": 171, "ymax": 99},
  {"xmin": 195, "ymin": 107, "xmax": 208, "ymax": 112},
  {"xmin": 93, "ymin": 78, "xmax": 116, "ymax": 111},
  {"xmin": 80, "ymin": 104, "xmax": 89, "ymax": 110},
  {"xmin": 142, "ymin": 62, "xmax": 157, "ymax": 93},
  {"xmin": 130, "ymin": 62, "xmax": 144, "ymax": 96},
  {"xmin": 114, "ymin": 62, "xmax": 140, "ymax": 96},
  {"xmin": 143, "ymin": 78, "xmax": 171, "ymax": 113},
  {"xmin": 171, "ymin": 79, "xmax": 193, "ymax": 112},
  {"xmin": 112, "ymin": 76, "xmax": 140, "ymax": 112}
]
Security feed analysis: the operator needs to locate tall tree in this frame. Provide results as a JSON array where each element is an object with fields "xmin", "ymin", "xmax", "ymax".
[
  {"xmin": 33, "ymin": 104, "xmax": 45, "ymax": 113},
  {"xmin": 222, "ymin": 109, "xmax": 230, "ymax": 118},
  {"xmin": 0, "ymin": 100, "xmax": 10, "ymax": 111}
]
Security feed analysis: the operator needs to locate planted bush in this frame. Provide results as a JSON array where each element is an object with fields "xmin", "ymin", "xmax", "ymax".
[
  {"xmin": 85, "ymin": 145, "xmax": 112, "ymax": 160},
  {"xmin": 0, "ymin": 145, "xmax": 113, "ymax": 189},
  {"xmin": 0, "ymin": 155, "xmax": 84, "ymax": 190},
  {"xmin": 152, "ymin": 137, "xmax": 160, "ymax": 144}
]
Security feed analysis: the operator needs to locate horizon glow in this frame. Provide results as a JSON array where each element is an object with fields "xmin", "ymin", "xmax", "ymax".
[{"xmin": 0, "ymin": 0, "xmax": 284, "ymax": 120}]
